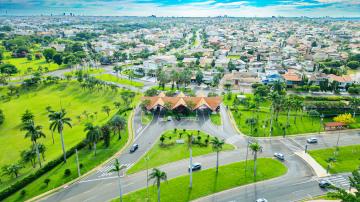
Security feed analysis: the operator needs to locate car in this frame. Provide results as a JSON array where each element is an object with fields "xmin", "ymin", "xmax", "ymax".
[
  {"xmin": 274, "ymin": 152, "xmax": 285, "ymax": 160},
  {"xmin": 307, "ymin": 137, "xmax": 318, "ymax": 144},
  {"xmin": 188, "ymin": 162, "xmax": 201, "ymax": 172},
  {"xmin": 129, "ymin": 144, "xmax": 139, "ymax": 153},
  {"xmin": 319, "ymin": 180, "xmax": 332, "ymax": 188},
  {"xmin": 167, "ymin": 116, "xmax": 172, "ymax": 121},
  {"xmin": 255, "ymin": 198, "xmax": 268, "ymax": 202}
]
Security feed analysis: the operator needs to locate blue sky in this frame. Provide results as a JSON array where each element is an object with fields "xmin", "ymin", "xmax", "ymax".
[{"xmin": 0, "ymin": 0, "xmax": 359, "ymax": 17}]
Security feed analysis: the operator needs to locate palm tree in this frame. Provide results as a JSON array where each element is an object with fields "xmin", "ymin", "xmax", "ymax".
[
  {"xmin": 102, "ymin": 105, "xmax": 111, "ymax": 117},
  {"xmin": 22, "ymin": 120, "xmax": 46, "ymax": 167},
  {"xmin": 1, "ymin": 163, "xmax": 23, "ymax": 178},
  {"xmin": 187, "ymin": 133, "xmax": 194, "ymax": 188},
  {"xmin": 110, "ymin": 115, "xmax": 126, "ymax": 140},
  {"xmin": 249, "ymin": 142, "xmax": 263, "ymax": 182},
  {"xmin": 149, "ymin": 168, "xmax": 167, "ymax": 202},
  {"xmin": 293, "ymin": 98, "xmax": 303, "ymax": 124},
  {"xmin": 21, "ymin": 110, "xmax": 34, "ymax": 125},
  {"xmin": 268, "ymin": 91, "xmax": 280, "ymax": 137},
  {"xmin": 210, "ymin": 137, "xmax": 225, "ymax": 173},
  {"xmin": 108, "ymin": 159, "xmax": 126, "ymax": 202},
  {"xmin": 285, "ymin": 97, "xmax": 294, "ymax": 127},
  {"xmin": 45, "ymin": 107, "xmax": 55, "ymax": 144},
  {"xmin": 84, "ymin": 123, "xmax": 101, "ymax": 156},
  {"xmin": 49, "ymin": 109, "xmax": 72, "ymax": 162}
]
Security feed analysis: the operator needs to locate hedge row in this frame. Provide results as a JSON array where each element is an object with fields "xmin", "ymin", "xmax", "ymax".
[{"xmin": 0, "ymin": 107, "xmax": 133, "ymax": 201}]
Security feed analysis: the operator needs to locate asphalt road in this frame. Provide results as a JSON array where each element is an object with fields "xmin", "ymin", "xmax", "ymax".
[{"xmin": 39, "ymin": 104, "xmax": 360, "ymax": 202}]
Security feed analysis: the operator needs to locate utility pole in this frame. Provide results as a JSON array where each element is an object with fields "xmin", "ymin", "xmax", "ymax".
[
  {"xmin": 319, "ymin": 114, "xmax": 324, "ymax": 134},
  {"xmin": 75, "ymin": 149, "xmax": 81, "ymax": 177},
  {"xmin": 145, "ymin": 155, "xmax": 150, "ymax": 201}
]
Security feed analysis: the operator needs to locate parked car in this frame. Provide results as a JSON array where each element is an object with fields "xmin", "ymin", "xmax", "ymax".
[
  {"xmin": 256, "ymin": 198, "xmax": 268, "ymax": 202},
  {"xmin": 188, "ymin": 163, "xmax": 202, "ymax": 172},
  {"xmin": 274, "ymin": 152, "xmax": 285, "ymax": 161},
  {"xmin": 319, "ymin": 180, "xmax": 332, "ymax": 188},
  {"xmin": 307, "ymin": 137, "xmax": 318, "ymax": 143},
  {"xmin": 130, "ymin": 144, "xmax": 139, "ymax": 153}
]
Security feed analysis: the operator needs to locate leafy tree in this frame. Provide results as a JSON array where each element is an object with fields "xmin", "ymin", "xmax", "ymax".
[
  {"xmin": 350, "ymin": 98, "xmax": 360, "ymax": 118},
  {"xmin": 195, "ymin": 70, "xmax": 203, "ymax": 85},
  {"xmin": 327, "ymin": 169, "xmax": 360, "ymax": 201},
  {"xmin": 149, "ymin": 168, "xmax": 167, "ymax": 202},
  {"xmin": 0, "ymin": 110, "xmax": 4, "ymax": 125},
  {"xmin": 1, "ymin": 163, "xmax": 23, "ymax": 178},
  {"xmin": 109, "ymin": 159, "xmax": 127, "ymax": 202},
  {"xmin": 44, "ymin": 178, "xmax": 51, "ymax": 186},
  {"xmin": 53, "ymin": 53, "xmax": 63, "ymax": 65},
  {"xmin": 101, "ymin": 125, "xmax": 111, "ymax": 147},
  {"xmin": 20, "ymin": 148, "xmax": 36, "ymax": 168},
  {"xmin": 0, "ymin": 64, "xmax": 18, "ymax": 76},
  {"xmin": 249, "ymin": 142, "xmax": 263, "ymax": 181},
  {"xmin": 347, "ymin": 61, "xmax": 360, "ymax": 70},
  {"xmin": 43, "ymin": 48, "xmax": 56, "ymax": 63},
  {"xmin": 333, "ymin": 113, "xmax": 356, "ymax": 125},
  {"xmin": 210, "ymin": 137, "xmax": 225, "ymax": 173},
  {"xmin": 140, "ymin": 99, "xmax": 150, "ymax": 111},
  {"xmin": 49, "ymin": 109, "xmax": 72, "ymax": 162},
  {"xmin": 22, "ymin": 120, "xmax": 46, "ymax": 167},
  {"xmin": 144, "ymin": 88, "xmax": 158, "ymax": 96}
]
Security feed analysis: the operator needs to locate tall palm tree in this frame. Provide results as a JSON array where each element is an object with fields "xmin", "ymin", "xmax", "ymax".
[
  {"xmin": 284, "ymin": 96, "xmax": 294, "ymax": 127},
  {"xmin": 84, "ymin": 123, "xmax": 101, "ymax": 156},
  {"xmin": 349, "ymin": 97, "xmax": 360, "ymax": 118},
  {"xmin": 110, "ymin": 115, "xmax": 126, "ymax": 140},
  {"xmin": 22, "ymin": 120, "xmax": 46, "ymax": 168},
  {"xmin": 249, "ymin": 142, "xmax": 263, "ymax": 182},
  {"xmin": 268, "ymin": 91, "xmax": 280, "ymax": 137},
  {"xmin": 108, "ymin": 159, "xmax": 126, "ymax": 202},
  {"xmin": 187, "ymin": 133, "xmax": 194, "ymax": 188},
  {"xmin": 49, "ymin": 109, "xmax": 72, "ymax": 162},
  {"xmin": 45, "ymin": 107, "xmax": 55, "ymax": 144},
  {"xmin": 293, "ymin": 98, "xmax": 303, "ymax": 124},
  {"xmin": 149, "ymin": 168, "xmax": 167, "ymax": 202},
  {"xmin": 210, "ymin": 137, "xmax": 225, "ymax": 173}
]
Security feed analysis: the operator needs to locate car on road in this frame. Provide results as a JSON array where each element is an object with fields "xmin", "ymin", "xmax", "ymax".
[
  {"xmin": 167, "ymin": 116, "xmax": 172, "ymax": 121},
  {"xmin": 188, "ymin": 162, "xmax": 201, "ymax": 172},
  {"xmin": 274, "ymin": 152, "xmax": 285, "ymax": 160},
  {"xmin": 307, "ymin": 137, "xmax": 318, "ymax": 144},
  {"xmin": 319, "ymin": 180, "xmax": 332, "ymax": 188},
  {"xmin": 130, "ymin": 144, "xmax": 139, "ymax": 153},
  {"xmin": 255, "ymin": 198, "xmax": 268, "ymax": 202}
]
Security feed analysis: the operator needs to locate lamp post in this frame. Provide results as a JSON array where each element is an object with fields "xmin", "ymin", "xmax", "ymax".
[
  {"xmin": 319, "ymin": 114, "xmax": 324, "ymax": 134},
  {"xmin": 335, "ymin": 125, "xmax": 342, "ymax": 156},
  {"xmin": 145, "ymin": 155, "xmax": 150, "ymax": 201}
]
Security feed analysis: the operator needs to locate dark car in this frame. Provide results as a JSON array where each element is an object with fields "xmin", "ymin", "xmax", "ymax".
[
  {"xmin": 307, "ymin": 137, "xmax": 318, "ymax": 144},
  {"xmin": 130, "ymin": 144, "xmax": 139, "ymax": 153},
  {"xmin": 274, "ymin": 152, "xmax": 285, "ymax": 161},
  {"xmin": 319, "ymin": 180, "xmax": 331, "ymax": 188},
  {"xmin": 188, "ymin": 163, "xmax": 202, "ymax": 172}
]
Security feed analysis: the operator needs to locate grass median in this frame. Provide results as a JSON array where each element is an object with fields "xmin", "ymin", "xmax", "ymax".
[
  {"xmin": 115, "ymin": 158, "xmax": 287, "ymax": 202},
  {"xmin": 95, "ymin": 74, "xmax": 144, "ymax": 88},
  {"xmin": 309, "ymin": 144, "xmax": 360, "ymax": 174},
  {"xmin": 210, "ymin": 113, "xmax": 222, "ymax": 126},
  {"xmin": 127, "ymin": 130, "xmax": 234, "ymax": 174}
]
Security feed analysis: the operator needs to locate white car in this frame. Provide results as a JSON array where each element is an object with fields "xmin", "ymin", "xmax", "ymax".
[
  {"xmin": 274, "ymin": 152, "xmax": 285, "ymax": 160},
  {"xmin": 307, "ymin": 137, "xmax": 318, "ymax": 143},
  {"xmin": 256, "ymin": 198, "xmax": 268, "ymax": 202}
]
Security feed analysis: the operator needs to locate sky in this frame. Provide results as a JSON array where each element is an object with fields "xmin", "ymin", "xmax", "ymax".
[{"xmin": 0, "ymin": 0, "xmax": 359, "ymax": 17}]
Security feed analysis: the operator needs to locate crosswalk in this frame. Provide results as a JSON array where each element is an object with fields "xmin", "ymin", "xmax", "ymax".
[
  {"xmin": 96, "ymin": 163, "xmax": 133, "ymax": 178},
  {"xmin": 321, "ymin": 174, "xmax": 350, "ymax": 189}
]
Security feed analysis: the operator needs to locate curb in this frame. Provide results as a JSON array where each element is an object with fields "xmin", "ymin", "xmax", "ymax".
[{"xmin": 27, "ymin": 110, "xmax": 135, "ymax": 202}]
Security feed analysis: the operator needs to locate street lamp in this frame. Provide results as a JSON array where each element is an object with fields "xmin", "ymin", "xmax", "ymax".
[
  {"xmin": 145, "ymin": 155, "xmax": 150, "ymax": 201},
  {"xmin": 319, "ymin": 114, "xmax": 324, "ymax": 134}
]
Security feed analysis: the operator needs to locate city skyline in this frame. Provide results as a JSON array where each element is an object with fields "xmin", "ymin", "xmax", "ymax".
[{"xmin": 1, "ymin": 0, "xmax": 360, "ymax": 17}]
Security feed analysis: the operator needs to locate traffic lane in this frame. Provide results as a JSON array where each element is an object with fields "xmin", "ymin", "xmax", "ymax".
[
  {"xmin": 290, "ymin": 130, "xmax": 360, "ymax": 150},
  {"xmin": 197, "ymin": 154, "xmax": 316, "ymax": 202}
]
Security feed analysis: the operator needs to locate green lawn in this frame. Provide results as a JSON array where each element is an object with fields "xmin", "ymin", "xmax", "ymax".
[
  {"xmin": 227, "ymin": 55, "xmax": 241, "ymax": 59},
  {"xmin": 3, "ymin": 57, "xmax": 67, "ymax": 77},
  {"xmin": 127, "ymin": 130, "xmax": 234, "ymax": 174},
  {"xmin": 309, "ymin": 144, "xmax": 360, "ymax": 174},
  {"xmin": 95, "ymin": 74, "xmax": 144, "ymax": 88},
  {"xmin": 141, "ymin": 111, "xmax": 153, "ymax": 125},
  {"xmin": 210, "ymin": 113, "xmax": 222, "ymax": 126},
  {"xmin": 5, "ymin": 109, "xmax": 131, "ymax": 202},
  {"xmin": 115, "ymin": 158, "xmax": 287, "ymax": 202},
  {"xmin": 63, "ymin": 68, "xmax": 104, "ymax": 77},
  {"xmin": 0, "ymin": 81, "xmax": 131, "ymax": 190}
]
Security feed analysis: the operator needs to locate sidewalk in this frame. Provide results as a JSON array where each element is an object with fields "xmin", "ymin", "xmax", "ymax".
[{"xmin": 295, "ymin": 151, "xmax": 329, "ymax": 177}]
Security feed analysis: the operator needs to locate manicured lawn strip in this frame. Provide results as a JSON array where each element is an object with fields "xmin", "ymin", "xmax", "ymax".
[
  {"xmin": 116, "ymin": 158, "xmax": 287, "ymax": 202},
  {"xmin": 4, "ymin": 110, "xmax": 131, "ymax": 202},
  {"xmin": 0, "ymin": 82, "xmax": 129, "ymax": 190},
  {"xmin": 3, "ymin": 57, "xmax": 67, "ymax": 77},
  {"xmin": 127, "ymin": 130, "xmax": 234, "ymax": 174},
  {"xmin": 95, "ymin": 74, "xmax": 144, "ymax": 88},
  {"xmin": 141, "ymin": 111, "xmax": 153, "ymax": 125},
  {"xmin": 210, "ymin": 113, "xmax": 222, "ymax": 126},
  {"xmin": 309, "ymin": 144, "xmax": 360, "ymax": 174}
]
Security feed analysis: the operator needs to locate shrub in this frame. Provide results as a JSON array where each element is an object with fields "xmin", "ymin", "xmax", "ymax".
[
  {"xmin": 20, "ymin": 190, "xmax": 26, "ymax": 197},
  {"xmin": 44, "ymin": 178, "xmax": 50, "ymax": 186},
  {"xmin": 64, "ymin": 169, "xmax": 71, "ymax": 177}
]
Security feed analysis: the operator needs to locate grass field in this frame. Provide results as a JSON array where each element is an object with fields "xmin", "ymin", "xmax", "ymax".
[
  {"xmin": 141, "ymin": 111, "xmax": 153, "ymax": 125},
  {"xmin": 115, "ymin": 158, "xmax": 287, "ymax": 202},
  {"xmin": 127, "ymin": 130, "xmax": 234, "ymax": 174},
  {"xmin": 0, "ymin": 81, "xmax": 132, "ymax": 190},
  {"xmin": 3, "ymin": 57, "xmax": 67, "ymax": 77},
  {"xmin": 309, "ymin": 144, "xmax": 360, "ymax": 174},
  {"xmin": 210, "ymin": 113, "xmax": 222, "ymax": 125},
  {"xmin": 227, "ymin": 55, "xmax": 241, "ymax": 59},
  {"xmin": 5, "ymin": 109, "xmax": 131, "ymax": 202},
  {"xmin": 95, "ymin": 74, "xmax": 144, "ymax": 88}
]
